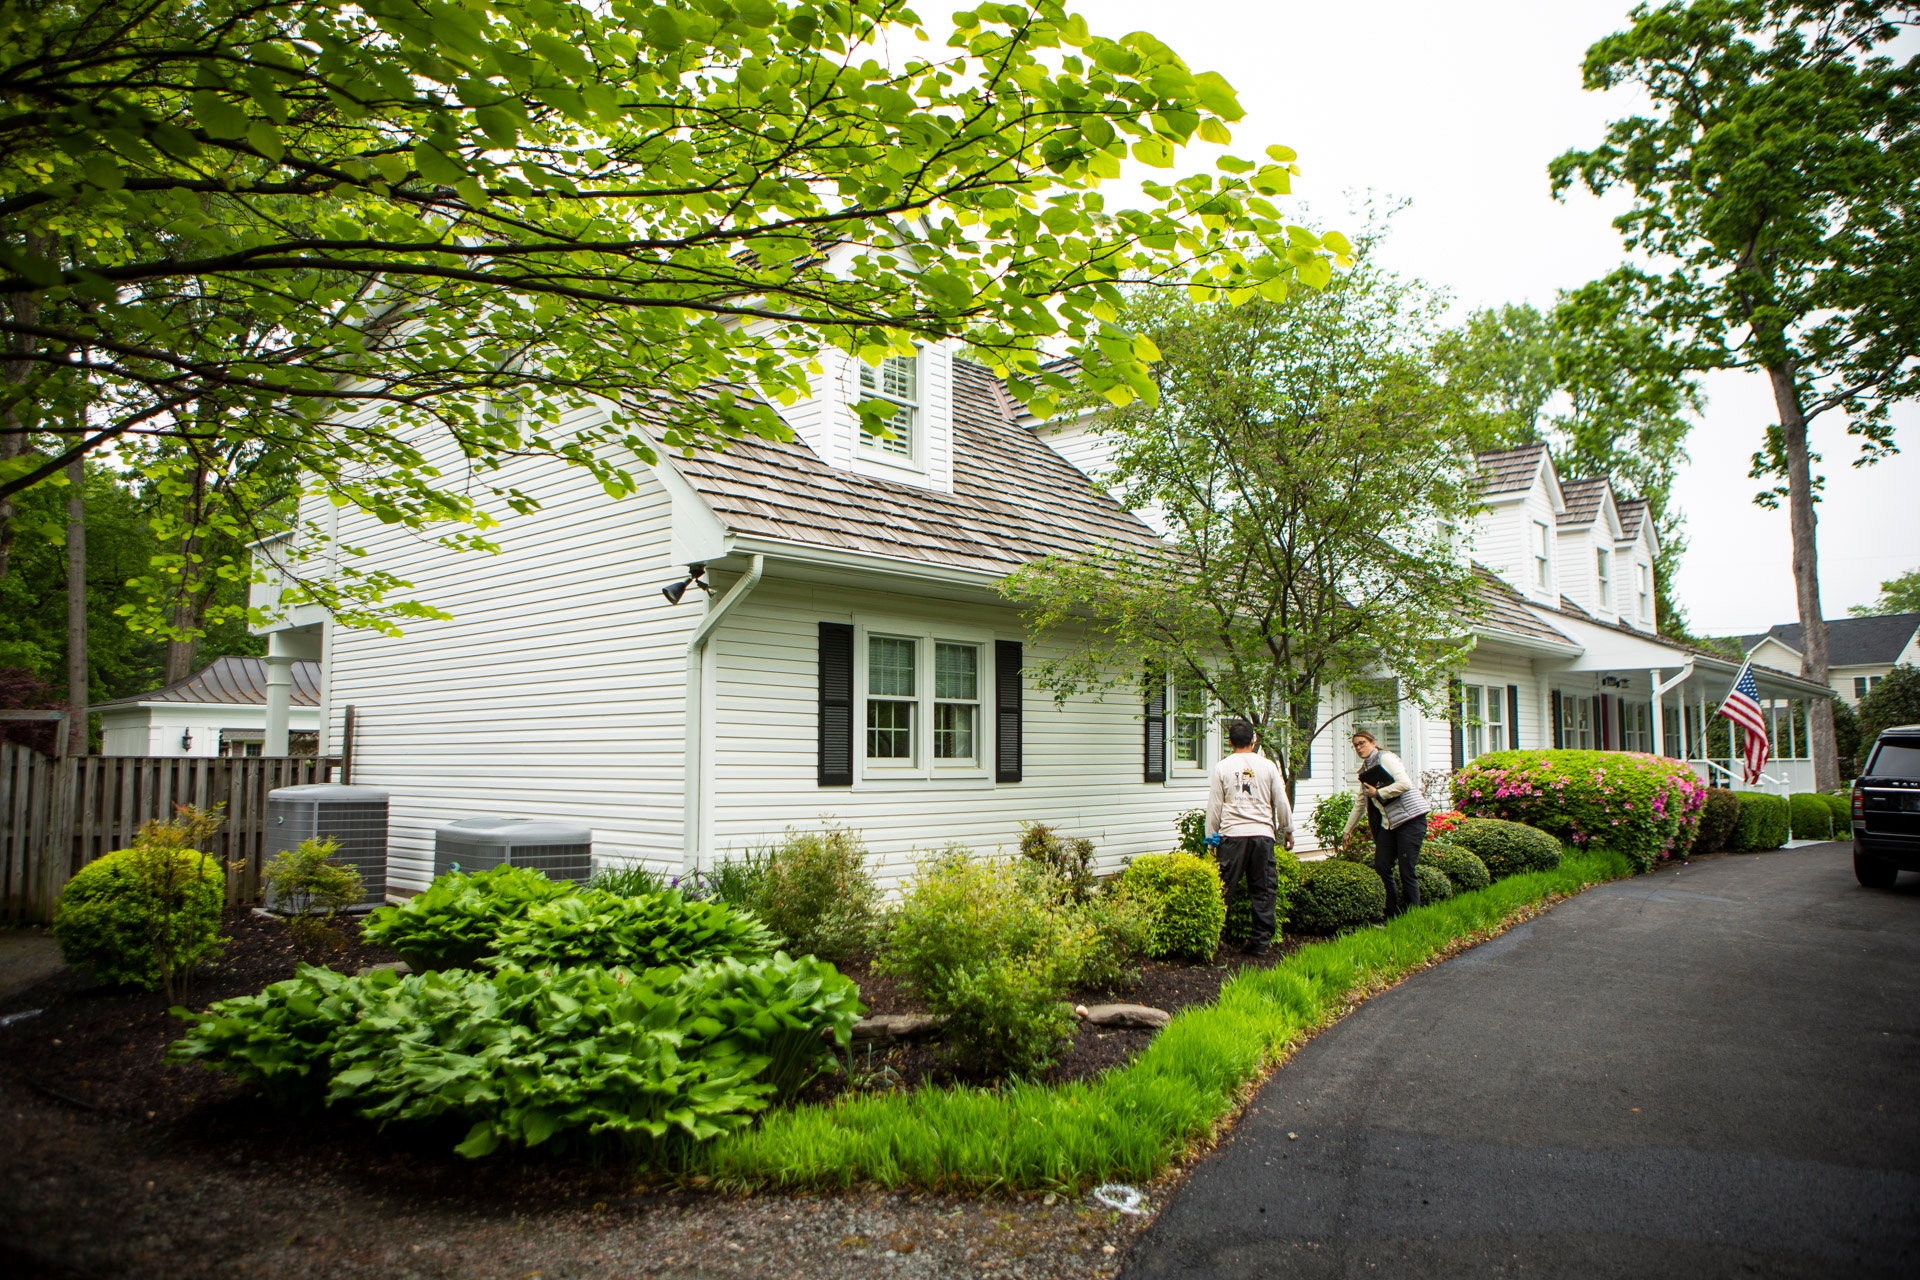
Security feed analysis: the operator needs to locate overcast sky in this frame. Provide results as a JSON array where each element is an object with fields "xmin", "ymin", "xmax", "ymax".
[{"xmin": 1079, "ymin": 0, "xmax": 1920, "ymax": 635}]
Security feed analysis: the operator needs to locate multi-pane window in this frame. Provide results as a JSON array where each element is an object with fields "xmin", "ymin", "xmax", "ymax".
[
  {"xmin": 1596, "ymin": 548, "xmax": 1612, "ymax": 609},
  {"xmin": 932, "ymin": 642, "xmax": 979, "ymax": 764},
  {"xmin": 1637, "ymin": 563, "xmax": 1652, "ymax": 621},
  {"xmin": 1533, "ymin": 521, "xmax": 1552, "ymax": 590},
  {"xmin": 1461, "ymin": 684, "xmax": 1507, "ymax": 759},
  {"xmin": 1171, "ymin": 680, "xmax": 1210, "ymax": 766},
  {"xmin": 1855, "ymin": 675, "xmax": 1882, "ymax": 701},
  {"xmin": 1621, "ymin": 701, "xmax": 1652, "ymax": 753},
  {"xmin": 1559, "ymin": 695, "xmax": 1595, "ymax": 749},
  {"xmin": 866, "ymin": 636, "xmax": 917, "ymax": 763},
  {"xmin": 1352, "ymin": 679, "xmax": 1402, "ymax": 755},
  {"xmin": 858, "ymin": 353, "xmax": 918, "ymax": 457}
]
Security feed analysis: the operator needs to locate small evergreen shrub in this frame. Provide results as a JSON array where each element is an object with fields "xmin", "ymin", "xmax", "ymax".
[
  {"xmin": 1729, "ymin": 792, "xmax": 1791, "ymax": 852},
  {"xmin": 1288, "ymin": 859, "xmax": 1386, "ymax": 932},
  {"xmin": 1114, "ymin": 852, "xmax": 1226, "ymax": 960},
  {"xmin": 1071, "ymin": 888, "xmax": 1157, "ymax": 992},
  {"xmin": 1445, "ymin": 817, "xmax": 1562, "ymax": 880},
  {"xmin": 746, "ymin": 827, "xmax": 880, "ymax": 962},
  {"xmin": 1787, "ymin": 793, "xmax": 1834, "ymax": 841},
  {"xmin": 1222, "ymin": 845, "xmax": 1302, "ymax": 946},
  {"xmin": 1018, "ymin": 822, "xmax": 1097, "ymax": 904},
  {"xmin": 360, "ymin": 866, "xmax": 572, "ymax": 970},
  {"xmin": 1420, "ymin": 840, "xmax": 1490, "ymax": 894},
  {"xmin": 1453, "ymin": 749, "xmax": 1706, "ymax": 871},
  {"xmin": 53, "ymin": 844, "xmax": 225, "ymax": 993},
  {"xmin": 1692, "ymin": 788, "xmax": 1741, "ymax": 854},
  {"xmin": 1819, "ymin": 792, "xmax": 1852, "ymax": 831},
  {"xmin": 1414, "ymin": 863, "xmax": 1453, "ymax": 903},
  {"xmin": 1310, "ymin": 792, "xmax": 1355, "ymax": 851},
  {"xmin": 490, "ymin": 890, "xmax": 777, "ymax": 972},
  {"xmin": 264, "ymin": 837, "xmax": 365, "ymax": 955}
]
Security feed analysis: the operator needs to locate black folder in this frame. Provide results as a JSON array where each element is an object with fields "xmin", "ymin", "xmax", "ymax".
[{"xmin": 1358, "ymin": 762, "xmax": 1394, "ymax": 788}]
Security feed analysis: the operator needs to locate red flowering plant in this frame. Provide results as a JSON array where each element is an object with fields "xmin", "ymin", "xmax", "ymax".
[
  {"xmin": 1426, "ymin": 810, "xmax": 1466, "ymax": 839},
  {"xmin": 1450, "ymin": 749, "xmax": 1707, "ymax": 873}
]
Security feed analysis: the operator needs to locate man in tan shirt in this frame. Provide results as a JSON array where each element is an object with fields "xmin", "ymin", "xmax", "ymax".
[{"xmin": 1205, "ymin": 720, "xmax": 1294, "ymax": 955}]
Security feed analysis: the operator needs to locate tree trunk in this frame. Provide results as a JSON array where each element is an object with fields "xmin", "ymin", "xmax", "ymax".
[
  {"xmin": 65, "ymin": 457, "xmax": 87, "ymax": 755},
  {"xmin": 164, "ymin": 460, "xmax": 210, "ymax": 683},
  {"xmin": 0, "ymin": 276, "xmax": 39, "ymax": 584},
  {"xmin": 1764, "ymin": 359, "xmax": 1837, "ymax": 790}
]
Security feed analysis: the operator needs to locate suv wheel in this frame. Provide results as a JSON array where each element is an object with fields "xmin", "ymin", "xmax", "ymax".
[{"xmin": 1854, "ymin": 851, "xmax": 1900, "ymax": 888}]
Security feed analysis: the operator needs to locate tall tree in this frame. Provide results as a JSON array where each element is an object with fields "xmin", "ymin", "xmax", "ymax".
[
  {"xmin": 1, "ymin": 0, "xmax": 1336, "ymax": 634},
  {"xmin": 1004, "ymin": 255, "xmax": 1483, "ymax": 801},
  {"xmin": 1436, "ymin": 293, "xmax": 1705, "ymax": 638},
  {"xmin": 1551, "ymin": 0, "xmax": 1920, "ymax": 790},
  {"xmin": 63, "ymin": 455, "xmax": 85, "ymax": 752}
]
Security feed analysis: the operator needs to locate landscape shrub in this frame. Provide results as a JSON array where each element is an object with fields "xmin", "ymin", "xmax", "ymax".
[
  {"xmin": 1420, "ymin": 840, "xmax": 1490, "ymax": 894},
  {"xmin": 1453, "ymin": 749, "xmax": 1706, "ymax": 871},
  {"xmin": 1444, "ymin": 817, "xmax": 1562, "ymax": 880},
  {"xmin": 1222, "ymin": 846, "xmax": 1302, "ymax": 946},
  {"xmin": 692, "ymin": 848, "xmax": 770, "ymax": 908},
  {"xmin": 1787, "ymin": 793, "xmax": 1834, "ymax": 841},
  {"xmin": 1692, "ymin": 787, "xmax": 1741, "ymax": 854},
  {"xmin": 52, "ymin": 808, "xmax": 227, "ymax": 995},
  {"xmin": 1414, "ymin": 863, "xmax": 1453, "ymax": 903},
  {"xmin": 489, "ymin": 890, "xmax": 777, "ymax": 972},
  {"xmin": 1728, "ymin": 792, "xmax": 1791, "ymax": 852},
  {"xmin": 879, "ymin": 851, "xmax": 1100, "ymax": 1075},
  {"xmin": 1819, "ymin": 792, "xmax": 1852, "ymax": 832},
  {"xmin": 1017, "ymin": 822, "xmax": 1097, "ymax": 904},
  {"xmin": 1310, "ymin": 792, "xmax": 1355, "ymax": 850},
  {"xmin": 1114, "ymin": 852, "xmax": 1226, "ymax": 960},
  {"xmin": 360, "ymin": 866, "xmax": 572, "ymax": 970},
  {"xmin": 172, "ymin": 954, "xmax": 862, "ymax": 1157},
  {"xmin": 746, "ymin": 827, "xmax": 880, "ymax": 962},
  {"xmin": 1174, "ymin": 808, "xmax": 1208, "ymax": 856},
  {"xmin": 1287, "ymin": 859, "xmax": 1386, "ymax": 932},
  {"xmin": 264, "ymin": 837, "xmax": 364, "ymax": 954},
  {"xmin": 1071, "ymin": 888, "xmax": 1157, "ymax": 992}
]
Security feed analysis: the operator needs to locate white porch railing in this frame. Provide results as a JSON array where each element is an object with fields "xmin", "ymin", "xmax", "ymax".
[{"xmin": 1687, "ymin": 758, "xmax": 1816, "ymax": 795}]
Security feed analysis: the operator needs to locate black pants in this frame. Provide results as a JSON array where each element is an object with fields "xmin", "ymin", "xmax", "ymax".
[
  {"xmin": 1368, "ymin": 805, "xmax": 1425, "ymax": 917},
  {"xmin": 1216, "ymin": 835, "xmax": 1277, "ymax": 949}
]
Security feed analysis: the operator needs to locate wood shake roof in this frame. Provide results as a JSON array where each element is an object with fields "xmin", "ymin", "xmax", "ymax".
[
  {"xmin": 662, "ymin": 359, "xmax": 1164, "ymax": 577},
  {"xmin": 1556, "ymin": 477, "xmax": 1610, "ymax": 527},
  {"xmin": 1474, "ymin": 442, "xmax": 1549, "ymax": 497},
  {"xmin": 1473, "ymin": 567, "xmax": 1578, "ymax": 647}
]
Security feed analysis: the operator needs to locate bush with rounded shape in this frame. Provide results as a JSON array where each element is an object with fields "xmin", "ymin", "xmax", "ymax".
[
  {"xmin": 1420, "ymin": 840, "xmax": 1490, "ymax": 894},
  {"xmin": 1413, "ymin": 863, "xmax": 1453, "ymax": 903},
  {"xmin": 1729, "ymin": 792, "xmax": 1790, "ymax": 852},
  {"xmin": 1787, "ymin": 793, "xmax": 1834, "ymax": 841},
  {"xmin": 1452, "ymin": 749, "xmax": 1706, "ymax": 872},
  {"xmin": 1222, "ymin": 845, "xmax": 1302, "ymax": 945},
  {"xmin": 746, "ymin": 826, "xmax": 880, "ymax": 962},
  {"xmin": 52, "ymin": 846, "xmax": 225, "ymax": 990},
  {"xmin": 1114, "ymin": 852, "xmax": 1226, "ymax": 959},
  {"xmin": 1287, "ymin": 859, "xmax": 1386, "ymax": 933},
  {"xmin": 1444, "ymin": 818, "xmax": 1562, "ymax": 880},
  {"xmin": 361, "ymin": 865, "xmax": 573, "ymax": 970},
  {"xmin": 1819, "ymin": 792, "xmax": 1851, "ymax": 831},
  {"xmin": 1310, "ymin": 792, "xmax": 1355, "ymax": 850},
  {"xmin": 1692, "ymin": 788, "xmax": 1741, "ymax": 854}
]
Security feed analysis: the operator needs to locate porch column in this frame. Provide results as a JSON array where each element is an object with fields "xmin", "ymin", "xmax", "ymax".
[
  {"xmin": 1649, "ymin": 668, "xmax": 1665, "ymax": 757},
  {"xmin": 264, "ymin": 630, "xmax": 296, "ymax": 756}
]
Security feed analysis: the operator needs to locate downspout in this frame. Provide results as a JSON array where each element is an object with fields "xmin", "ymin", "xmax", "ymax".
[{"xmin": 682, "ymin": 554, "xmax": 764, "ymax": 877}]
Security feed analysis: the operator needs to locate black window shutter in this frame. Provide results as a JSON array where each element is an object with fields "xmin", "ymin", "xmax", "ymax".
[
  {"xmin": 1551, "ymin": 689, "xmax": 1564, "ymax": 749},
  {"xmin": 1143, "ymin": 682, "xmax": 1167, "ymax": 783},
  {"xmin": 1448, "ymin": 679, "xmax": 1465, "ymax": 771},
  {"xmin": 818, "ymin": 623, "xmax": 854, "ymax": 786},
  {"xmin": 994, "ymin": 640, "xmax": 1023, "ymax": 783},
  {"xmin": 1507, "ymin": 684, "xmax": 1522, "ymax": 749}
]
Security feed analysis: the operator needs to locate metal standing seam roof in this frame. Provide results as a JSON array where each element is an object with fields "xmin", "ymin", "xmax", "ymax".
[
  {"xmin": 656, "ymin": 359, "xmax": 1167, "ymax": 578},
  {"xmin": 1735, "ymin": 613, "xmax": 1920, "ymax": 668},
  {"xmin": 92, "ymin": 656, "xmax": 322, "ymax": 709},
  {"xmin": 1474, "ymin": 443, "xmax": 1550, "ymax": 497}
]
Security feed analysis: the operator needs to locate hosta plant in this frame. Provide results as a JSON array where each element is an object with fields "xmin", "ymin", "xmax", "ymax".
[
  {"xmin": 488, "ymin": 890, "xmax": 776, "ymax": 972},
  {"xmin": 360, "ymin": 866, "xmax": 573, "ymax": 970}
]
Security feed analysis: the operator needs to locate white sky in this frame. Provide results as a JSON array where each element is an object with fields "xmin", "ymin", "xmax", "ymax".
[{"xmin": 1077, "ymin": 0, "xmax": 1920, "ymax": 635}]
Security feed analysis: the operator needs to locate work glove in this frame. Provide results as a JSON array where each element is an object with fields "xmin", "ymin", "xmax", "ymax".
[{"xmin": 1203, "ymin": 833, "xmax": 1223, "ymax": 848}]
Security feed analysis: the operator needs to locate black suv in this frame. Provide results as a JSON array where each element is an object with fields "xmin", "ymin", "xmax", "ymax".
[{"xmin": 1853, "ymin": 724, "xmax": 1920, "ymax": 887}]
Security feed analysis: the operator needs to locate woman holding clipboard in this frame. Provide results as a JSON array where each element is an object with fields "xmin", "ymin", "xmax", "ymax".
[{"xmin": 1339, "ymin": 728, "xmax": 1431, "ymax": 917}]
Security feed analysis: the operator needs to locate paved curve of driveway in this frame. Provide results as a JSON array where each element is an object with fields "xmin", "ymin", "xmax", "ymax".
[{"xmin": 1122, "ymin": 844, "xmax": 1920, "ymax": 1280}]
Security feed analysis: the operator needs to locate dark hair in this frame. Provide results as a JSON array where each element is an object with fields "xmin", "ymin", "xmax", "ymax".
[{"xmin": 1228, "ymin": 720, "xmax": 1256, "ymax": 749}]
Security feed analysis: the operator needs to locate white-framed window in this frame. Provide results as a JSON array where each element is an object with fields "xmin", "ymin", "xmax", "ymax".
[
  {"xmin": 1461, "ymin": 683, "xmax": 1508, "ymax": 760},
  {"xmin": 1533, "ymin": 521, "xmax": 1552, "ymax": 590},
  {"xmin": 1559, "ymin": 694, "xmax": 1595, "ymax": 749},
  {"xmin": 860, "ymin": 626, "xmax": 989, "ymax": 779},
  {"xmin": 858, "ymin": 352, "xmax": 918, "ymax": 458},
  {"xmin": 1595, "ymin": 548, "xmax": 1612, "ymax": 610},
  {"xmin": 1170, "ymin": 679, "xmax": 1211, "ymax": 768},
  {"xmin": 1621, "ymin": 700, "xmax": 1653, "ymax": 753},
  {"xmin": 1351, "ymin": 678, "xmax": 1402, "ymax": 756},
  {"xmin": 1637, "ymin": 563, "xmax": 1652, "ymax": 621}
]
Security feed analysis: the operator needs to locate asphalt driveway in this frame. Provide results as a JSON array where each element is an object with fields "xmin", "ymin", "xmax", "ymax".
[{"xmin": 1122, "ymin": 843, "xmax": 1920, "ymax": 1280}]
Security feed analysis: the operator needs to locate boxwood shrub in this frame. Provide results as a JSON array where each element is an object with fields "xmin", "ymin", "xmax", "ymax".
[
  {"xmin": 1413, "ymin": 863, "xmax": 1453, "ymax": 903},
  {"xmin": 1787, "ymin": 793, "xmax": 1834, "ymax": 841},
  {"xmin": 1420, "ymin": 840, "xmax": 1490, "ymax": 894},
  {"xmin": 1453, "ymin": 749, "xmax": 1706, "ymax": 871},
  {"xmin": 1729, "ymin": 792, "xmax": 1791, "ymax": 852},
  {"xmin": 1116, "ymin": 852, "xmax": 1227, "ymax": 960},
  {"xmin": 361, "ymin": 866, "xmax": 573, "ymax": 970},
  {"xmin": 1287, "ymin": 859, "xmax": 1386, "ymax": 933},
  {"xmin": 1444, "ymin": 818, "xmax": 1562, "ymax": 880},
  {"xmin": 1819, "ymin": 792, "xmax": 1851, "ymax": 832},
  {"xmin": 1692, "ymin": 788, "xmax": 1740, "ymax": 854}
]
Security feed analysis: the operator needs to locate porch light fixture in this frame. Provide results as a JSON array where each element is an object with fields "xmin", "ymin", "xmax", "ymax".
[{"xmin": 660, "ymin": 562, "xmax": 712, "ymax": 605}]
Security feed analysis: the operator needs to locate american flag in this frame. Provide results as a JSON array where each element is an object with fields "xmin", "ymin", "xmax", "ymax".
[{"xmin": 1716, "ymin": 662, "xmax": 1771, "ymax": 785}]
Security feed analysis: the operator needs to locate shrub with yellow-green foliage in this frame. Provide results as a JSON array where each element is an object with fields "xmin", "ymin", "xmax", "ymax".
[
  {"xmin": 53, "ymin": 836, "xmax": 225, "ymax": 995},
  {"xmin": 1114, "ymin": 851, "xmax": 1226, "ymax": 960}
]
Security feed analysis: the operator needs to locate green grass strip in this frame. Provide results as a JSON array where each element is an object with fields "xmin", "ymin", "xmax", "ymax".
[{"xmin": 690, "ymin": 848, "xmax": 1632, "ymax": 1193}]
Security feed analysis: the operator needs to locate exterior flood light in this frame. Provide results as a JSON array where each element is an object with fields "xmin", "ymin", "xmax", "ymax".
[{"xmin": 660, "ymin": 562, "xmax": 711, "ymax": 605}]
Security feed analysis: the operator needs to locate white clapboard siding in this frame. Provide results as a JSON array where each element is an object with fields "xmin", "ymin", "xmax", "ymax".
[{"xmin": 314, "ymin": 405, "xmax": 700, "ymax": 893}]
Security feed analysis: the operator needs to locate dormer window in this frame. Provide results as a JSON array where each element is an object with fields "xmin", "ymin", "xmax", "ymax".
[
  {"xmin": 1638, "ymin": 563, "xmax": 1652, "ymax": 621},
  {"xmin": 1596, "ymin": 548, "xmax": 1612, "ymax": 610},
  {"xmin": 1533, "ymin": 521, "xmax": 1552, "ymax": 590},
  {"xmin": 859, "ymin": 353, "xmax": 919, "ymax": 458}
]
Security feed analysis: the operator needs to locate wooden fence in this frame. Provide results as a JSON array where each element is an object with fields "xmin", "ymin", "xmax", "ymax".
[{"xmin": 0, "ymin": 745, "xmax": 339, "ymax": 923}]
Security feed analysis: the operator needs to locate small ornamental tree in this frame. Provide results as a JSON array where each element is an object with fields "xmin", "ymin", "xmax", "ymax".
[{"xmin": 1453, "ymin": 749, "xmax": 1705, "ymax": 872}]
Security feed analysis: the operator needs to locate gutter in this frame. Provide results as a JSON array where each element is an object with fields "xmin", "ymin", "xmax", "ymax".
[{"xmin": 682, "ymin": 552, "xmax": 764, "ymax": 876}]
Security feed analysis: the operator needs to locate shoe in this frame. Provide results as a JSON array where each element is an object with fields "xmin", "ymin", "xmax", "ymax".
[{"xmin": 1242, "ymin": 942, "xmax": 1271, "ymax": 956}]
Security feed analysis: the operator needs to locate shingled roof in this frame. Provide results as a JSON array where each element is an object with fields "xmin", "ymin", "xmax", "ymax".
[
  {"xmin": 1473, "ymin": 567, "xmax": 1578, "ymax": 648},
  {"xmin": 662, "ymin": 359, "xmax": 1164, "ymax": 578},
  {"xmin": 1737, "ymin": 613, "xmax": 1920, "ymax": 668},
  {"xmin": 93, "ymin": 657, "xmax": 321, "ymax": 709},
  {"xmin": 1556, "ymin": 477, "xmax": 1611, "ymax": 528},
  {"xmin": 1614, "ymin": 498, "xmax": 1649, "ymax": 538},
  {"xmin": 1474, "ymin": 443, "xmax": 1549, "ymax": 497}
]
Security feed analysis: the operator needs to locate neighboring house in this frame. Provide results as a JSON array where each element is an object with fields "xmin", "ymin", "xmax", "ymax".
[
  {"xmin": 1735, "ymin": 614, "xmax": 1920, "ymax": 706},
  {"xmin": 93, "ymin": 656, "xmax": 321, "ymax": 757},
  {"xmin": 250, "ymin": 362, "xmax": 1831, "ymax": 896}
]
